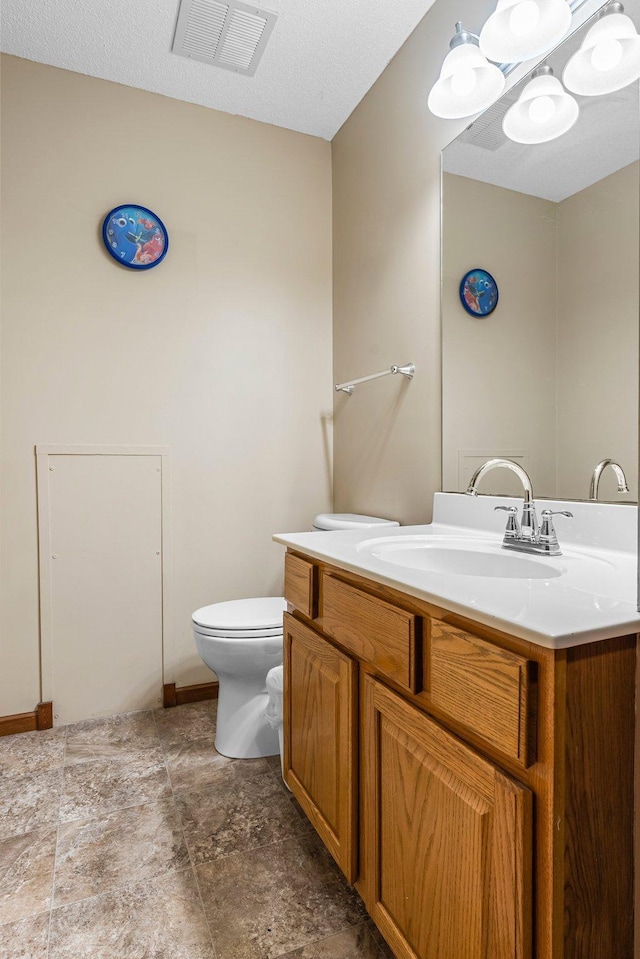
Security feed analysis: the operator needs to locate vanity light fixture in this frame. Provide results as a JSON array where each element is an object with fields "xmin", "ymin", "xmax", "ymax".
[
  {"xmin": 563, "ymin": 2, "xmax": 640, "ymax": 95},
  {"xmin": 502, "ymin": 64, "xmax": 580, "ymax": 142},
  {"xmin": 479, "ymin": 0, "xmax": 572, "ymax": 62},
  {"xmin": 427, "ymin": 22, "xmax": 506, "ymax": 119}
]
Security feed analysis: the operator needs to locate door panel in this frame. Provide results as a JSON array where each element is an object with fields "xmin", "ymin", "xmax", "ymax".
[
  {"xmin": 45, "ymin": 453, "xmax": 163, "ymax": 723},
  {"xmin": 362, "ymin": 675, "xmax": 532, "ymax": 959},
  {"xmin": 283, "ymin": 613, "xmax": 358, "ymax": 881}
]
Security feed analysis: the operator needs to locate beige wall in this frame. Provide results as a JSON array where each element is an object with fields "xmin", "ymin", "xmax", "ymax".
[
  {"xmin": 442, "ymin": 174, "xmax": 558, "ymax": 498},
  {"xmin": 0, "ymin": 55, "xmax": 333, "ymax": 715},
  {"xmin": 330, "ymin": 0, "xmax": 612, "ymax": 521},
  {"xmin": 332, "ymin": 0, "xmax": 497, "ymax": 525},
  {"xmin": 556, "ymin": 162, "xmax": 639, "ymax": 501}
]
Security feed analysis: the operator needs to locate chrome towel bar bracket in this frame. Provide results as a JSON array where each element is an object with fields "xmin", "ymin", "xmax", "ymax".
[{"xmin": 335, "ymin": 363, "xmax": 415, "ymax": 395}]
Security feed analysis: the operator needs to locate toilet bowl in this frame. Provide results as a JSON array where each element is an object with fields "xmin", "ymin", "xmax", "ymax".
[
  {"xmin": 192, "ymin": 597, "xmax": 286, "ymax": 760},
  {"xmin": 192, "ymin": 513, "xmax": 398, "ymax": 762}
]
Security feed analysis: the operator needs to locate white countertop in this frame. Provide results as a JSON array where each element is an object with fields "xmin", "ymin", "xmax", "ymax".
[{"xmin": 274, "ymin": 493, "xmax": 640, "ymax": 649}]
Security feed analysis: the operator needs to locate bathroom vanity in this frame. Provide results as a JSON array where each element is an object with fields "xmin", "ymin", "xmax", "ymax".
[{"xmin": 274, "ymin": 494, "xmax": 639, "ymax": 959}]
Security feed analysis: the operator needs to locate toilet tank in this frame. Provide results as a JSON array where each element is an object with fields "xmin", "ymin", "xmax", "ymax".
[{"xmin": 312, "ymin": 513, "xmax": 399, "ymax": 531}]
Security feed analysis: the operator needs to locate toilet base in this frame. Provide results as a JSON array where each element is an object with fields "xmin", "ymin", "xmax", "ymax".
[{"xmin": 214, "ymin": 675, "xmax": 280, "ymax": 760}]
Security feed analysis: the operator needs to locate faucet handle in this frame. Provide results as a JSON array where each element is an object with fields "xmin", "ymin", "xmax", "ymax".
[
  {"xmin": 494, "ymin": 505, "xmax": 520, "ymax": 538},
  {"xmin": 540, "ymin": 509, "xmax": 573, "ymax": 542}
]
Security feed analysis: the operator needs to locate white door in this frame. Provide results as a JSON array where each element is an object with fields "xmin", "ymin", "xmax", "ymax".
[{"xmin": 42, "ymin": 453, "xmax": 164, "ymax": 724}]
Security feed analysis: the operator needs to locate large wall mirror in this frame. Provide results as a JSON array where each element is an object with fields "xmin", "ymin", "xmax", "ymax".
[{"xmin": 441, "ymin": 2, "xmax": 640, "ymax": 503}]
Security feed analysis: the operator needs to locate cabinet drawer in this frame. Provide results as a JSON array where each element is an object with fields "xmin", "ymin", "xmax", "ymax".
[
  {"xmin": 426, "ymin": 619, "xmax": 536, "ymax": 766},
  {"xmin": 284, "ymin": 552, "xmax": 318, "ymax": 619},
  {"xmin": 321, "ymin": 575, "xmax": 419, "ymax": 693}
]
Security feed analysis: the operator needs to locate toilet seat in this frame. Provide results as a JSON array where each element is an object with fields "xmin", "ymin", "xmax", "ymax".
[
  {"xmin": 192, "ymin": 624, "xmax": 283, "ymax": 640},
  {"xmin": 192, "ymin": 597, "xmax": 286, "ymax": 633}
]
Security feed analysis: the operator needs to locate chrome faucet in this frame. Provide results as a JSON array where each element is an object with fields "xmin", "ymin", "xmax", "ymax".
[
  {"xmin": 589, "ymin": 459, "xmax": 629, "ymax": 501},
  {"xmin": 466, "ymin": 457, "xmax": 572, "ymax": 556}
]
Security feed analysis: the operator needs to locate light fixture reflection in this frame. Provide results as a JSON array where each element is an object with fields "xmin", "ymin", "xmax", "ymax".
[
  {"xmin": 480, "ymin": 0, "xmax": 571, "ymax": 63},
  {"xmin": 502, "ymin": 65, "xmax": 580, "ymax": 143},
  {"xmin": 428, "ymin": 22, "xmax": 506, "ymax": 119},
  {"xmin": 563, "ymin": 2, "xmax": 640, "ymax": 96}
]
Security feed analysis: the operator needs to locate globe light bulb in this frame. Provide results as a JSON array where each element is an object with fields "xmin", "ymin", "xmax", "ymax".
[
  {"xmin": 480, "ymin": 0, "xmax": 571, "ymax": 63},
  {"xmin": 503, "ymin": 67, "xmax": 579, "ymax": 143},
  {"xmin": 528, "ymin": 94, "xmax": 556, "ymax": 123},
  {"xmin": 591, "ymin": 37, "xmax": 624, "ymax": 72},
  {"xmin": 428, "ymin": 23, "xmax": 506, "ymax": 119},
  {"xmin": 451, "ymin": 66, "xmax": 478, "ymax": 96},
  {"xmin": 563, "ymin": 5, "xmax": 640, "ymax": 97},
  {"xmin": 509, "ymin": 0, "xmax": 541, "ymax": 37}
]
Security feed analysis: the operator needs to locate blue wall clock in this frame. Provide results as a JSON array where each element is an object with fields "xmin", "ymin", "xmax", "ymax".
[
  {"xmin": 102, "ymin": 205, "xmax": 169, "ymax": 270},
  {"xmin": 459, "ymin": 268, "xmax": 498, "ymax": 317}
]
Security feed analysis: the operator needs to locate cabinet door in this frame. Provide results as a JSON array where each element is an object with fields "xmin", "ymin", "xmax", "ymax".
[
  {"xmin": 283, "ymin": 613, "xmax": 358, "ymax": 882},
  {"xmin": 362, "ymin": 675, "xmax": 532, "ymax": 959}
]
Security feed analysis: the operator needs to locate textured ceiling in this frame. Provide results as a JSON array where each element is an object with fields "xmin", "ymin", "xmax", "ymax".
[{"xmin": 0, "ymin": 0, "xmax": 438, "ymax": 140}]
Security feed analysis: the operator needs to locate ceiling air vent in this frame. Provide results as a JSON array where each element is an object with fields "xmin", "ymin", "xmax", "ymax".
[
  {"xmin": 172, "ymin": 0, "xmax": 278, "ymax": 77},
  {"xmin": 461, "ymin": 88, "xmax": 520, "ymax": 152}
]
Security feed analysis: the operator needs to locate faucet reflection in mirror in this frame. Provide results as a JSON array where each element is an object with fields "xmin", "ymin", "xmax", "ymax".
[
  {"xmin": 589, "ymin": 458, "xmax": 630, "ymax": 499},
  {"xmin": 467, "ymin": 457, "xmax": 573, "ymax": 555}
]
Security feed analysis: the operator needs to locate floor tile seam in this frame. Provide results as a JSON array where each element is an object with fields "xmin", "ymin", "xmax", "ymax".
[
  {"xmin": 170, "ymin": 763, "xmax": 278, "ymax": 800},
  {"xmin": 0, "ymin": 760, "xmax": 66, "ymax": 806},
  {"xmin": 46, "ymin": 807, "xmax": 64, "ymax": 959},
  {"xmin": 62, "ymin": 749, "xmax": 164, "ymax": 768},
  {"xmin": 189, "ymin": 827, "xmax": 314, "ymax": 869},
  {"xmin": 267, "ymin": 918, "xmax": 377, "ymax": 959},
  {"xmin": 152, "ymin": 706, "xmax": 219, "ymax": 957},
  {"xmin": 0, "ymin": 748, "xmax": 64, "ymax": 843},
  {"xmin": 0, "ymin": 817, "xmax": 64, "ymax": 846},
  {"xmin": 0, "ymin": 759, "xmax": 67, "ymax": 783},
  {"xmin": 62, "ymin": 709, "xmax": 156, "ymax": 738},
  {"xmin": 57, "ymin": 789, "xmax": 173, "ymax": 828},
  {"xmin": 50, "ymin": 722, "xmax": 69, "ymax": 932},
  {"xmin": 49, "ymin": 854, "xmax": 192, "ymax": 913},
  {"xmin": 0, "ymin": 906, "xmax": 52, "ymax": 930},
  {"xmin": 54, "ymin": 792, "xmax": 180, "ymax": 834},
  {"xmin": 50, "ymin": 791, "xmax": 186, "ymax": 906},
  {"xmin": 150, "ymin": 709, "xmax": 189, "ymax": 754},
  {"xmin": 61, "ymin": 744, "xmax": 168, "ymax": 768},
  {"xmin": 45, "ymin": 862, "xmax": 198, "ymax": 919}
]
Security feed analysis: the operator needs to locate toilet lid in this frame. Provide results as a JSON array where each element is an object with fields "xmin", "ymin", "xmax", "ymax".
[
  {"xmin": 192, "ymin": 597, "xmax": 286, "ymax": 631},
  {"xmin": 313, "ymin": 513, "xmax": 400, "ymax": 531}
]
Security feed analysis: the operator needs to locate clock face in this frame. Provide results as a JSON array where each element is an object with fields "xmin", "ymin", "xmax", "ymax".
[
  {"xmin": 102, "ymin": 205, "xmax": 168, "ymax": 270},
  {"xmin": 459, "ymin": 269, "xmax": 499, "ymax": 317}
]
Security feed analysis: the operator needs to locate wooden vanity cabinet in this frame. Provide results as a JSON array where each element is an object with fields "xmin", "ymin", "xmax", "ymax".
[
  {"xmin": 282, "ymin": 550, "xmax": 636, "ymax": 959},
  {"xmin": 361, "ymin": 674, "xmax": 532, "ymax": 959},
  {"xmin": 283, "ymin": 612, "xmax": 358, "ymax": 881}
]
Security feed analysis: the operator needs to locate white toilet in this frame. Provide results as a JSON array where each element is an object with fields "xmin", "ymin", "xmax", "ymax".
[
  {"xmin": 192, "ymin": 512, "xmax": 398, "ymax": 761},
  {"xmin": 192, "ymin": 597, "xmax": 286, "ymax": 759}
]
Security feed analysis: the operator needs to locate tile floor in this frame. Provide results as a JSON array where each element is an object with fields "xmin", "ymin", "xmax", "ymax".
[{"xmin": 0, "ymin": 700, "xmax": 394, "ymax": 959}]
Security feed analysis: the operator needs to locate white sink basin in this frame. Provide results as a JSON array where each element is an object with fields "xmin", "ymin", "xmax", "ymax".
[
  {"xmin": 274, "ymin": 495, "xmax": 639, "ymax": 648},
  {"xmin": 356, "ymin": 535, "xmax": 609, "ymax": 580}
]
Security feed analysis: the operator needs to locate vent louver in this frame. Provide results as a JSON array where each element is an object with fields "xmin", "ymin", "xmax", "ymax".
[{"xmin": 172, "ymin": 0, "xmax": 278, "ymax": 77}]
